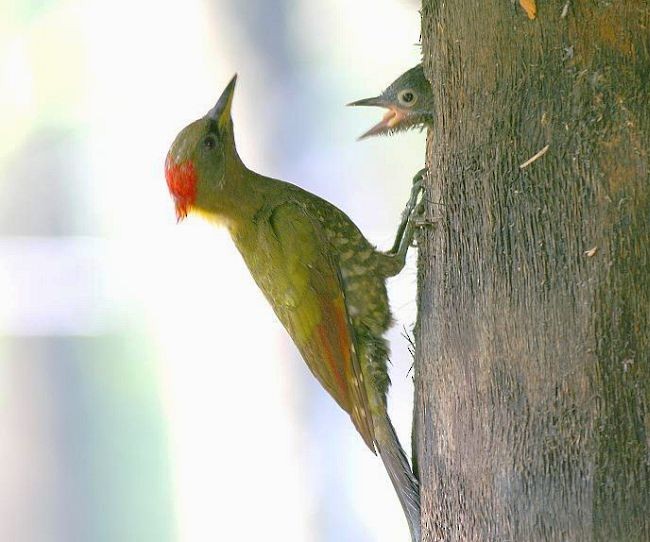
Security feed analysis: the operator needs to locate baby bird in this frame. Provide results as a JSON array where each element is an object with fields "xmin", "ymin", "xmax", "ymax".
[{"xmin": 348, "ymin": 64, "xmax": 433, "ymax": 139}]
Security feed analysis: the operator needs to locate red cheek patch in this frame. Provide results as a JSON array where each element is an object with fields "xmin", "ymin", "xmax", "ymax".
[{"xmin": 165, "ymin": 154, "xmax": 197, "ymax": 221}]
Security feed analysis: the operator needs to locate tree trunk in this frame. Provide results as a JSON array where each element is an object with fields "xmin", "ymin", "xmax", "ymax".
[{"xmin": 415, "ymin": 1, "xmax": 649, "ymax": 540}]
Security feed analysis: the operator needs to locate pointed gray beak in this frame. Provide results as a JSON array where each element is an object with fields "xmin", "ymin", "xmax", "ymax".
[
  {"xmin": 207, "ymin": 74, "xmax": 238, "ymax": 121},
  {"xmin": 347, "ymin": 95, "xmax": 388, "ymax": 108},
  {"xmin": 348, "ymin": 94, "xmax": 404, "ymax": 139},
  {"xmin": 353, "ymin": 106, "xmax": 407, "ymax": 140}
]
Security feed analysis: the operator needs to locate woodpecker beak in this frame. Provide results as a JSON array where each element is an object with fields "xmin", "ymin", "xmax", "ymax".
[
  {"xmin": 348, "ymin": 96, "xmax": 408, "ymax": 140},
  {"xmin": 207, "ymin": 74, "xmax": 237, "ymax": 128},
  {"xmin": 347, "ymin": 96, "xmax": 387, "ymax": 108}
]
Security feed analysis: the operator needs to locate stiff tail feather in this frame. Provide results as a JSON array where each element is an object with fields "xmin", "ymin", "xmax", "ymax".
[{"xmin": 374, "ymin": 411, "xmax": 421, "ymax": 542}]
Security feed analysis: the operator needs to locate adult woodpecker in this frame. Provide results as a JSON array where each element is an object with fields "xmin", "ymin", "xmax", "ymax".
[
  {"xmin": 348, "ymin": 64, "xmax": 433, "ymax": 139},
  {"xmin": 165, "ymin": 75, "xmax": 422, "ymax": 542}
]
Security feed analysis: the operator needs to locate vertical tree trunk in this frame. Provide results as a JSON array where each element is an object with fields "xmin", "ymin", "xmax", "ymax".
[{"xmin": 415, "ymin": 1, "xmax": 649, "ymax": 540}]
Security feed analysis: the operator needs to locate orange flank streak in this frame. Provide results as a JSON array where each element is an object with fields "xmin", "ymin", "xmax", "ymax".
[
  {"xmin": 332, "ymin": 304, "xmax": 352, "ymax": 367},
  {"xmin": 315, "ymin": 299, "xmax": 375, "ymax": 451},
  {"xmin": 316, "ymin": 324, "xmax": 350, "ymax": 406}
]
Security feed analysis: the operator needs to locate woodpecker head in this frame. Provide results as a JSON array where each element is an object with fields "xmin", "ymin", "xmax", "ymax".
[
  {"xmin": 348, "ymin": 64, "xmax": 433, "ymax": 139},
  {"xmin": 164, "ymin": 75, "xmax": 238, "ymax": 221}
]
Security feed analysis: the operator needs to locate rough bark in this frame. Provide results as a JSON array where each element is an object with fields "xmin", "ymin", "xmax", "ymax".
[{"xmin": 415, "ymin": 1, "xmax": 649, "ymax": 540}]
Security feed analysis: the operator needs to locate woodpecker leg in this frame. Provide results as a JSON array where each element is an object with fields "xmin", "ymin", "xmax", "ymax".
[{"xmin": 386, "ymin": 169, "xmax": 426, "ymax": 271}]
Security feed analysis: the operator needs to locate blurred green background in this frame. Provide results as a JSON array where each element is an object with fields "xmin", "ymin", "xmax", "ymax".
[{"xmin": 0, "ymin": 0, "xmax": 424, "ymax": 540}]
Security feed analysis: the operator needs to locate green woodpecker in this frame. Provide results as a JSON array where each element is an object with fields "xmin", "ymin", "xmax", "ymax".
[
  {"xmin": 165, "ymin": 75, "xmax": 422, "ymax": 541},
  {"xmin": 348, "ymin": 64, "xmax": 433, "ymax": 139}
]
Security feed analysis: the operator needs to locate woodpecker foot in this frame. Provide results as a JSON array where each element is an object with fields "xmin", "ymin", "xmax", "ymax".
[
  {"xmin": 399, "ymin": 170, "xmax": 426, "ymax": 226},
  {"xmin": 412, "ymin": 167, "xmax": 427, "ymax": 185}
]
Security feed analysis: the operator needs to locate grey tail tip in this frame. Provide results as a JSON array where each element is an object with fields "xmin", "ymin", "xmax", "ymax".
[{"xmin": 375, "ymin": 413, "xmax": 421, "ymax": 542}]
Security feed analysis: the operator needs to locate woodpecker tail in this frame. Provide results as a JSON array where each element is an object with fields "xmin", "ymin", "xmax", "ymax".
[{"xmin": 373, "ymin": 410, "xmax": 421, "ymax": 542}]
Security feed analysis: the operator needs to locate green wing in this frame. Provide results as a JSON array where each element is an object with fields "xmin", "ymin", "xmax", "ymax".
[{"xmin": 260, "ymin": 201, "xmax": 376, "ymax": 451}]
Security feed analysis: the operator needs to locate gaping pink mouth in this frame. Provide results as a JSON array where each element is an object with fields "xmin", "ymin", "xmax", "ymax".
[{"xmin": 359, "ymin": 107, "xmax": 407, "ymax": 139}]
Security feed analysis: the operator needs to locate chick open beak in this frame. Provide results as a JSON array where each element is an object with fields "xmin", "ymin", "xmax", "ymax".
[{"xmin": 347, "ymin": 96, "xmax": 407, "ymax": 140}]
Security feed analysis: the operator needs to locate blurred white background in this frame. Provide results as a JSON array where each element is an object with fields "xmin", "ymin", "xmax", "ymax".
[{"xmin": 0, "ymin": 0, "xmax": 424, "ymax": 540}]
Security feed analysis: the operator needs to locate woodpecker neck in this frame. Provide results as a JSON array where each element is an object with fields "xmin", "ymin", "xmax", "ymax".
[{"xmin": 194, "ymin": 149, "xmax": 268, "ymax": 229}]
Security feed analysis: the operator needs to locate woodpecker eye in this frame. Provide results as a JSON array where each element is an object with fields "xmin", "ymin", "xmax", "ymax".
[
  {"xmin": 203, "ymin": 135, "xmax": 216, "ymax": 150},
  {"xmin": 398, "ymin": 90, "xmax": 416, "ymax": 106}
]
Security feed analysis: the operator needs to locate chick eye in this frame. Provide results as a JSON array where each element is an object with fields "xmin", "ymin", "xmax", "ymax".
[
  {"xmin": 203, "ymin": 135, "xmax": 216, "ymax": 150},
  {"xmin": 398, "ymin": 90, "xmax": 416, "ymax": 105}
]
